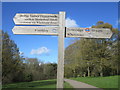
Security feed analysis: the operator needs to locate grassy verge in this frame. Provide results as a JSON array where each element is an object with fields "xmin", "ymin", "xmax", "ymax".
[
  {"xmin": 70, "ymin": 75, "xmax": 119, "ymax": 89},
  {"xmin": 2, "ymin": 79, "xmax": 73, "ymax": 89},
  {"xmin": 3, "ymin": 79, "xmax": 56, "ymax": 88},
  {"xmin": 64, "ymin": 81, "xmax": 74, "ymax": 89}
]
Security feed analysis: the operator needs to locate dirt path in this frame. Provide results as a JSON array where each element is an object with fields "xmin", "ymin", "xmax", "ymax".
[{"xmin": 64, "ymin": 79, "xmax": 103, "ymax": 90}]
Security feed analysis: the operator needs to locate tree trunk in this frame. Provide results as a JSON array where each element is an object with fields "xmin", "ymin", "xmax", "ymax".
[
  {"xmin": 83, "ymin": 72, "xmax": 86, "ymax": 77},
  {"xmin": 100, "ymin": 65, "xmax": 103, "ymax": 77},
  {"xmin": 117, "ymin": 66, "xmax": 119, "ymax": 75},
  {"xmin": 87, "ymin": 66, "xmax": 90, "ymax": 77}
]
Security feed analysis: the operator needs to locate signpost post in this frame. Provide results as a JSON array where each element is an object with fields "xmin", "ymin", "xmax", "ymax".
[
  {"xmin": 12, "ymin": 11, "xmax": 113, "ymax": 89},
  {"xmin": 57, "ymin": 12, "xmax": 65, "ymax": 89}
]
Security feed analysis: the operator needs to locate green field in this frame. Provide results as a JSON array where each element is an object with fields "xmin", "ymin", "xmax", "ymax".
[
  {"xmin": 2, "ymin": 76, "xmax": 119, "ymax": 90},
  {"xmin": 2, "ymin": 79, "xmax": 73, "ymax": 89},
  {"xmin": 70, "ymin": 75, "xmax": 119, "ymax": 89}
]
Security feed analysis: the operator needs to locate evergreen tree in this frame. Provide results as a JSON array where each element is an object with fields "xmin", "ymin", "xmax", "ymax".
[{"xmin": 2, "ymin": 31, "xmax": 23, "ymax": 84}]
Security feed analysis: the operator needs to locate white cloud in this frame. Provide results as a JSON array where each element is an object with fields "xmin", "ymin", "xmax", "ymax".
[
  {"xmin": 19, "ymin": 51, "xmax": 24, "ymax": 55},
  {"xmin": 84, "ymin": 26, "xmax": 91, "ymax": 28},
  {"xmin": 30, "ymin": 47, "xmax": 50, "ymax": 55},
  {"xmin": 116, "ymin": 19, "xmax": 120, "ymax": 26},
  {"xmin": 117, "ymin": 18, "xmax": 120, "ymax": 25},
  {"xmin": 118, "ymin": 19, "xmax": 120, "ymax": 24},
  {"xmin": 66, "ymin": 17, "xmax": 79, "ymax": 27}
]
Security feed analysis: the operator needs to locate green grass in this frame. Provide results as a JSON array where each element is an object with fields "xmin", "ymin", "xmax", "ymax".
[
  {"xmin": 64, "ymin": 81, "xmax": 74, "ymax": 88},
  {"xmin": 2, "ymin": 79, "xmax": 73, "ymax": 89},
  {"xmin": 70, "ymin": 75, "xmax": 119, "ymax": 89},
  {"xmin": 3, "ymin": 76, "xmax": 119, "ymax": 89},
  {"xmin": 3, "ymin": 79, "xmax": 56, "ymax": 88}
]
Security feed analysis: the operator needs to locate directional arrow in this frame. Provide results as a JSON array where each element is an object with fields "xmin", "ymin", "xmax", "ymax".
[
  {"xmin": 13, "ymin": 13, "xmax": 59, "ymax": 25},
  {"xmin": 12, "ymin": 26, "xmax": 59, "ymax": 35},
  {"xmin": 66, "ymin": 27, "xmax": 113, "ymax": 38}
]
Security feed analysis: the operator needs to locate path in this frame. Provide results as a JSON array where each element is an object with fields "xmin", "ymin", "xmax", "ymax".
[{"xmin": 64, "ymin": 79, "xmax": 103, "ymax": 90}]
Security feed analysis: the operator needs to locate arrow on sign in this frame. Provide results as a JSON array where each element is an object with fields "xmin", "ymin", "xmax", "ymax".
[
  {"xmin": 13, "ymin": 13, "xmax": 59, "ymax": 25},
  {"xmin": 12, "ymin": 26, "xmax": 59, "ymax": 35},
  {"xmin": 66, "ymin": 27, "xmax": 113, "ymax": 38}
]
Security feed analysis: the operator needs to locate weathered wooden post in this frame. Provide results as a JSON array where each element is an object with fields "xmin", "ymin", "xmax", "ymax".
[{"xmin": 57, "ymin": 11, "xmax": 65, "ymax": 89}]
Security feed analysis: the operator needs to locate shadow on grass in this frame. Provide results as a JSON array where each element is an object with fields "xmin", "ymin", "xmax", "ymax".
[
  {"xmin": 2, "ymin": 88, "xmax": 56, "ymax": 90},
  {"xmin": 28, "ymin": 80, "xmax": 56, "ymax": 87},
  {"xmin": 2, "ymin": 88, "xmax": 119, "ymax": 90},
  {"xmin": 2, "ymin": 80, "xmax": 56, "ymax": 88}
]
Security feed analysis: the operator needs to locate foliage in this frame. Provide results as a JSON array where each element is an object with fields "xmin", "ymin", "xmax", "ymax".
[
  {"xmin": 65, "ymin": 21, "xmax": 119, "ymax": 78},
  {"xmin": 2, "ymin": 31, "xmax": 23, "ymax": 84},
  {"xmin": 2, "ymin": 31, "xmax": 57, "ymax": 84}
]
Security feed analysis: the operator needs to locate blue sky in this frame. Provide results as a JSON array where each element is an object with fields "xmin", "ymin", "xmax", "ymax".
[{"xmin": 2, "ymin": 2, "xmax": 118, "ymax": 63}]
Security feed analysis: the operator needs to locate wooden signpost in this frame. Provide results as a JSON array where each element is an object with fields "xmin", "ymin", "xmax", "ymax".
[{"xmin": 12, "ymin": 11, "xmax": 113, "ymax": 89}]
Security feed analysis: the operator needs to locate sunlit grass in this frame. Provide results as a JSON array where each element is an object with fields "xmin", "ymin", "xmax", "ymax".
[{"xmin": 70, "ymin": 75, "xmax": 119, "ymax": 89}]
